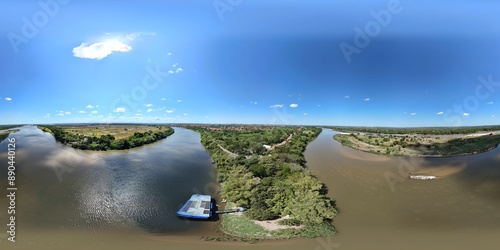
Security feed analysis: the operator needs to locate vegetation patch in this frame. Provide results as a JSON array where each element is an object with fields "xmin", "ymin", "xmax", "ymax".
[
  {"xmin": 39, "ymin": 124, "xmax": 174, "ymax": 150},
  {"xmin": 334, "ymin": 132, "xmax": 500, "ymax": 157},
  {"xmin": 187, "ymin": 125, "xmax": 337, "ymax": 240}
]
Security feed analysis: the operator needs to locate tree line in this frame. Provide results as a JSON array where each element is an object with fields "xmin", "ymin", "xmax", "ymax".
[
  {"xmin": 194, "ymin": 126, "xmax": 337, "ymax": 228},
  {"xmin": 40, "ymin": 126, "xmax": 174, "ymax": 150}
]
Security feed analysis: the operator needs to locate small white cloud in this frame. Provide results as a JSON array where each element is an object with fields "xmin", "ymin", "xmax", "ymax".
[
  {"xmin": 463, "ymin": 113, "xmax": 469, "ymax": 116},
  {"xmin": 344, "ymin": 95, "xmax": 350, "ymax": 99},
  {"xmin": 290, "ymin": 103, "xmax": 299, "ymax": 108},
  {"xmin": 410, "ymin": 113, "xmax": 416, "ymax": 116},
  {"xmin": 96, "ymin": 105, "xmax": 99, "ymax": 108},
  {"xmin": 78, "ymin": 110, "xmax": 86, "ymax": 114},
  {"xmin": 86, "ymin": 104, "xmax": 94, "ymax": 109},
  {"xmin": 176, "ymin": 67, "xmax": 183, "ymax": 73},
  {"xmin": 304, "ymin": 113, "xmax": 308, "ymax": 116},
  {"xmin": 270, "ymin": 104, "xmax": 284, "ymax": 108},
  {"xmin": 168, "ymin": 70, "xmax": 174, "ymax": 74},
  {"xmin": 4, "ymin": 97, "xmax": 12, "ymax": 101},
  {"xmin": 173, "ymin": 63, "xmax": 179, "ymax": 67},
  {"xmin": 437, "ymin": 111, "xmax": 444, "ymax": 115},
  {"xmin": 167, "ymin": 52, "xmax": 172, "ymax": 56},
  {"xmin": 363, "ymin": 98, "xmax": 371, "ymax": 101},
  {"xmin": 177, "ymin": 100, "xmax": 182, "ymax": 103},
  {"xmin": 65, "ymin": 111, "xmax": 71, "ymax": 115},
  {"xmin": 145, "ymin": 104, "xmax": 153, "ymax": 107},
  {"xmin": 183, "ymin": 113, "xmax": 188, "ymax": 116},
  {"xmin": 114, "ymin": 107, "xmax": 126, "ymax": 113},
  {"xmin": 147, "ymin": 108, "xmax": 153, "ymax": 112},
  {"xmin": 166, "ymin": 109, "xmax": 175, "ymax": 113},
  {"xmin": 492, "ymin": 115, "xmax": 495, "ymax": 118},
  {"xmin": 250, "ymin": 101, "xmax": 258, "ymax": 105},
  {"xmin": 487, "ymin": 102, "xmax": 494, "ymax": 105},
  {"xmin": 57, "ymin": 113, "xmax": 64, "ymax": 116},
  {"xmin": 72, "ymin": 41, "xmax": 132, "ymax": 60},
  {"xmin": 91, "ymin": 110, "xmax": 98, "ymax": 114},
  {"xmin": 161, "ymin": 98, "xmax": 166, "ymax": 101}
]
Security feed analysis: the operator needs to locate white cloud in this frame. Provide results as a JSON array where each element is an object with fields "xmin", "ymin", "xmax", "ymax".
[
  {"xmin": 487, "ymin": 102, "xmax": 494, "ymax": 105},
  {"xmin": 184, "ymin": 113, "xmax": 188, "ymax": 116},
  {"xmin": 363, "ymin": 98, "xmax": 371, "ymax": 101},
  {"xmin": 73, "ymin": 41, "xmax": 132, "ymax": 60},
  {"xmin": 86, "ymin": 104, "xmax": 94, "ymax": 109},
  {"xmin": 145, "ymin": 104, "xmax": 153, "ymax": 107},
  {"xmin": 410, "ymin": 113, "xmax": 416, "ymax": 116},
  {"xmin": 176, "ymin": 67, "xmax": 183, "ymax": 73},
  {"xmin": 96, "ymin": 105, "xmax": 99, "ymax": 108},
  {"xmin": 173, "ymin": 63, "xmax": 179, "ymax": 67},
  {"xmin": 57, "ymin": 113, "xmax": 64, "ymax": 116},
  {"xmin": 168, "ymin": 70, "xmax": 174, "ymax": 74},
  {"xmin": 270, "ymin": 104, "xmax": 284, "ymax": 108},
  {"xmin": 344, "ymin": 95, "xmax": 350, "ymax": 99},
  {"xmin": 114, "ymin": 107, "xmax": 126, "ymax": 113},
  {"xmin": 167, "ymin": 52, "xmax": 172, "ymax": 56},
  {"xmin": 161, "ymin": 98, "xmax": 166, "ymax": 101},
  {"xmin": 65, "ymin": 111, "xmax": 71, "ymax": 115},
  {"xmin": 166, "ymin": 109, "xmax": 175, "ymax": 113},
  {"xmin": 437, "ymin": 111, "xmax": 444, "ymax": 115},
  {"xmin": 177, "ymin": 100, "xmax": 182, "ymax": 102},
  {"xmin": 78, "ymin": 111, "xmax": 86, "ymax": 114},
  {"xmin": 4, "ymin": 97, "xmax": 12, "ymax": 101},
  {"xmin": 463, "ymin": 113, "xmax": 469, "ymax": 116},
  {"xmin": 250, "ymin": 101, "xmax": 258, "ymax": 105},
  {"xmin": 147, "ymin": 109, "xmax": 153, "ymax": 112},
  {"xmin": 91, "ymin": 110, "xmax": 98, "ymax": 114},
  {"xmin": 290, "ymin": 103, "xmax": 299, "ymax": 108}
]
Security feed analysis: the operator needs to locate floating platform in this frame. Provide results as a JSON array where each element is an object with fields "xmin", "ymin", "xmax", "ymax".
[{"xmin": 177, "ymin": 194, "xmax": 212, "ymax": 219}]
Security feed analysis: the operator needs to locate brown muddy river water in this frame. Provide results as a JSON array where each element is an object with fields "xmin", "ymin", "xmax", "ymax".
[{"xmin": 1, "ymin": 126, "xmax": 499, "ymax": 249}]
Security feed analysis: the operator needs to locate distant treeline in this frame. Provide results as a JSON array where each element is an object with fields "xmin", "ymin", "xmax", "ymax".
[
  {"xmin": 40, "ymin": 126, "xmax": 174, "ymax": 150},
  {"xmin": 330, "ymin": 125, "xmax": 500, "ymax": 135}
]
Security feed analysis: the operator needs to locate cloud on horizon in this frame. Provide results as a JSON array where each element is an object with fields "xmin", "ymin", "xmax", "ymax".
[
  {"xmin": 73, "ymin": 41, "xmax": 132, "ymax": 60},
  {"xmin": 270, "ymin": 104, "xmax": 284, "ymax": 108},
  {"xmin": 114, "ymin": 107, "xmax": 126, "ymax": 113},
  {"xmin": 4, "ymin": 97, "xmax": 12, "ymax": 101}
]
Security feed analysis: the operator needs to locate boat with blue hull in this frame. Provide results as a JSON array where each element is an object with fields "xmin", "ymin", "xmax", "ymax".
[{"xmin": 177, "ymin": 194, "xmax": 213, "ymax": 219}]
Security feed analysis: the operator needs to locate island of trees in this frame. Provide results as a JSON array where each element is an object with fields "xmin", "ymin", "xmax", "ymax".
[
  {"xmin": 332, "ymin": 126, "xmax": 500, "ymax": 157},
  {"xmin": 39, "ymin": 124, "xmax": 174, "ymax": 150},
  {"xmin": 187, "ymin": 125, "xmax": 337, "ymax": 240}
]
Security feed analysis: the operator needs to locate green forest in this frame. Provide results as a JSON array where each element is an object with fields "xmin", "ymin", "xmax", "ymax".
[
  {"xmin": 191, "ymin": 126, "xmax": 337, "ymax": 238},
  {"xmin": 40, "ymin": 125, "xmax": 174, "ymax": 150}
]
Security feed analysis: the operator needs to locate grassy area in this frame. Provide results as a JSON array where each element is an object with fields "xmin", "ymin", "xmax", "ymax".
[
  {"xmin": 335, "ymin": 132, "xmax": 500, "ymax": 157},
  {"xmin": 49, "ymin": 124, "xmax": 169, "ymax": 140},
  {"xmin": 39, "ymin": 124, "xmax": 174, "ymax": 150},
  {"xmin": 330, "ymin": 125, "xmax": 500, "ymax": 135}
]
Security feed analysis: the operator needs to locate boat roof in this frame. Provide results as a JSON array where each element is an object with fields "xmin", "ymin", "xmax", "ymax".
[{"xmin": 177, "ymin": 194, "xmax": 212, "ymax": 219}]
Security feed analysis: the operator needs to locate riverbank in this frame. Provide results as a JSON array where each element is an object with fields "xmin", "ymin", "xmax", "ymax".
[
  {"xmin": 187, "ymin": 125, "xmax": 337, "ymax": 241},
  {"xmin": 0, "ymin": 129, "xmax": 19, "ymax": 141},
  {"xmin": 38, "ymin": 124, "xmax": 174, "ymax": 150},
  {"xmin": 334, "ymin": 132, "xmax": 500, "ymax": 157}
]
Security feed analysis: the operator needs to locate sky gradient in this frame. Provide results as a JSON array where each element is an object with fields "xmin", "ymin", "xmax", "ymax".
[{"xmin": 1, "ymin": 0, "xmax": 500, "ymax": 126}]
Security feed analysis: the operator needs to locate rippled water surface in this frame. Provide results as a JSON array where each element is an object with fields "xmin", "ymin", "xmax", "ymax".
[{"xmin": 0, "ymin": 127, "xmax": 499, "ymax": 249}]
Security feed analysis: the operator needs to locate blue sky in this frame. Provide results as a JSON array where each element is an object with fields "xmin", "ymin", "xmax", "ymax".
[{"xmin": 1, "ymin": 0, "xmax": 500, "ymax": 126}]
